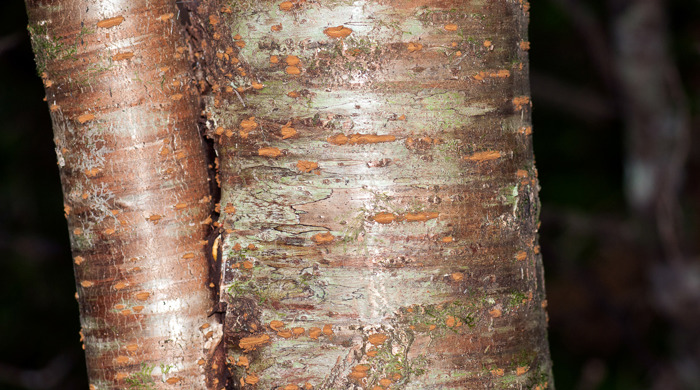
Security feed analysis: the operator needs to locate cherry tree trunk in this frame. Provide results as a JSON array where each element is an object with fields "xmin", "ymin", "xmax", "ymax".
[
  {"xmin": 25, "ymin": 0, "xmax": 223, "ymax": 389},
  {"xmin": 26, "ymin": 0, "xmax": 552, "ymax": 388},
  {"xmin": 185, "ymin": 0, "xmax": 552, "ymax": 388}
]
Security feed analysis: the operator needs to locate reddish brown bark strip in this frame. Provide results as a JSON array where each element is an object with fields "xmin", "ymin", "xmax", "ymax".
[{"xmin": 25, "ymin": 0, "xmax": 221, "ymax": 388}]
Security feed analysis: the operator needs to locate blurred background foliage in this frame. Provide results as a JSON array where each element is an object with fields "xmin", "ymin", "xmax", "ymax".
[{"xmin": 0, "ymin": 0, "xmax": 698, "ymax": 389}]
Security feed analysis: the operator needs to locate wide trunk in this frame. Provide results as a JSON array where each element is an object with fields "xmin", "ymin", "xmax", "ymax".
[
  {"xmin": 186, "ymin": 0, "xmax": 552, "ymax": 388},
  {"xmin": 27, "ymin": 0, "xmax": 551, "ymax": 387},
  {"xmin": 25, "ymin": 0, "xmax": 223, "ymax": 388}
]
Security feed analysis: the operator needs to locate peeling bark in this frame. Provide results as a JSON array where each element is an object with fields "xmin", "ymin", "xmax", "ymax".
[
  {"xmin": 25, "ymin": 0, "xmax": 222, "ymax": 388},
  {"xmin": 185, "ymin": 0, "xmax": 552, "ymax": 388}
]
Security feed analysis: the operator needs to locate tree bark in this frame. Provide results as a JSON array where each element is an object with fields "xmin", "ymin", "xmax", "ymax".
[
  {"xmin": 25, "ymin": 0, "xmax": 222, "ymax": 388},
  {"xmin": 27, "ymin": 0, "xmax": 552, "ymax": 387},
  {"xmin": 185, "ymin": 0, "xmax": 552, "ymax": 388}
]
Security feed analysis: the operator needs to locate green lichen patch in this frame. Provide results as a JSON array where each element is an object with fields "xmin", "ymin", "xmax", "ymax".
[
  {"xmin": 398, "ymin": 300, "xmax": 478, "ymax": 335},
  {"xmin": 362, "ymin": 330, "xmax": 428, "ymax": 388},
  {"xmin": 124, "ymin": 363, "xmax": 156, "ymax": 390},
  {"xmin": 27, "ymin": 22, "xmax": 92, "ymax": 76}
]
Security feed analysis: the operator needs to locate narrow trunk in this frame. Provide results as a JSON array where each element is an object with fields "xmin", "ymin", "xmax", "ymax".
[
  {"xmin": 25, "ymin": 0, "xmax": 222, "ymax": 388},
  {"xmin": 187, "ymin": 0, "xmax": 551, "ymax": 388}
]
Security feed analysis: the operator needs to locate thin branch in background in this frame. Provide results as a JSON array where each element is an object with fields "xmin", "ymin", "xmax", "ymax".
[{"xmin": 612, "ymin": 0, "xmax": 690, "ymax": 263}]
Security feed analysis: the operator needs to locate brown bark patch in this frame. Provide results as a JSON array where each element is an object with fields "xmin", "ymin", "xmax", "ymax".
[
  {"xmin": 96, "ymin": 16, "xmax": 125, "ymax": 29},
  {"xmin": 112, "ymin": 52, "xmax": 134, "ymax": 61},
  {"xmin": 237, "ymin": 355, "xmax": 249, "ymax": 368},
  {"xmin": 77, "ymin": 113, "xmax": 95, "ymax": 124},
  {"xmin": 157, "ymin": 13, "xmax": 174, "ymax": 21},
  {"xmin": 407, "ymin": 42, "xmax": 423, "ymax": 52},
  {"xmin": 239, "ymin": 118, "xmax": 258, "ymax": 136},
  {"xmin": 311, "ymin": 232, "xmax": 334, "ymax": 244},
  {"xmin": 115, "ymin": 356, "xmax": 129, "ymax": 364},
  {"xmin": 258, "ymin": 147, "xmax": 282, "ymax": 158},
  {"xmin": 349, "ymin": 364, "xmax": 371, "ymax": 379},
  {"xmin": 286, "ymin": 55, "xmax": 300, "ymax": 66},
  {"xmin": 372, "ymin": 212, "xmax": 396, "ymax": 224},
  {"xmin": 239, "ymin": 334, "xmax": 271, "ymax": 352},
  {"xmin": 135, "ymin": 291, "xmax": 150, "ymax": 301},
  {"xmin": 281, "ymin": 124, "xmax": 297, "ymax": 139},
  {"xmin": 324, "ymin": 25, "xmax": 353, "ymax": 38},
  {"xmin": 269, "ymin": 320, "xmax": 285, "ymax": 331},
  {"xmin": 308, "ymin": 327, "xmax": 322, "ymax": 339},
  {"xmin": 512, "ymin": 96, "xmax": 530, "ymax": 110},
  {"xmin": 244, "ymin": 373, "xmax": 259, "ymax": 384},
  {"xmin": 328, "ymin": 133, "xmax": 396, "ymax": 145},
  {"xmin": 518, "ymin": 126, "xmax": 533, "ymax": 135},
  {"xmin": 473, "ymin": 70, "xmax": 511, "ymax": 80},
  {"xmin": 322, "ymin": 324, "xmax": 334, "ymax": 336},
  {"xmin": 368, "ymin": 333, "xmax": 388, "ymax": 345},
  {"xmin": 403, "ymin": 212, "xmax": 439, "ymax": 222},
  {"xmin": 296, "ymin": 160, "xmax": 319, "ymax": 173},
  {"xmin": 146, "ymin": 214, "xmax": 162, "ymax": 223},
  {"xmin": 464, "ymin": 151, "xmax": 502, "ymax": 161},
  {"xmin": 279, "ymin": 1, "xmax": 294, "ymax": 11}
]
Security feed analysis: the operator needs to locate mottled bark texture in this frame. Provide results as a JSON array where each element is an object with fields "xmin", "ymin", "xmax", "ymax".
[
  {"xmin": 25, "ymin": 0, "xmax": 222, "ymax": 388},
  {"xmin": 184, "ymin": 0, "xmax": 552, "ymax": 388}
]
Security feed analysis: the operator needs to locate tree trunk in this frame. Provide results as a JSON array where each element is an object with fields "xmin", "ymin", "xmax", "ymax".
[
  {"xmin": 27, "ymin": 0, "xmax": 551, "ymax": 388},
  {"xmin": 185, "ymin": 0, "xmax": 551, "ymax": 388},
  {"xmin": 25, "ymin": 0, "xmax": 223, "ymax": 389}
]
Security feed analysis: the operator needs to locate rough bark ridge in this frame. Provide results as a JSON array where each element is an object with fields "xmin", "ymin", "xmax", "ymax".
[
  {"xmin": 25, "ymin": 0, "xmax": 223, "ymax": 388},
  {"xmin": 185, "ymin": 0, "xmax": 552, "ymax": 388}
]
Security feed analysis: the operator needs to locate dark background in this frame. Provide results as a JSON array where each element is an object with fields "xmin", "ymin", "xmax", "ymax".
[{"xmin": 1, "ymin": 0, "xmax": 698, "ymax": 389}]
